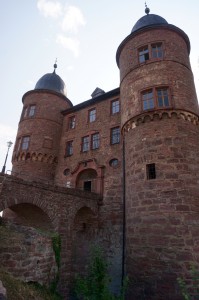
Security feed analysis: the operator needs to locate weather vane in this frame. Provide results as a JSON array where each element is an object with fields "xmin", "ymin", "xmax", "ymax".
[
  {"xmin": 145, "ymin": 2, "xmax": 150, "ymax": 14},
  {"xmin": 54, "ymin": 58, "xmax": 57, "ymax": 72}
]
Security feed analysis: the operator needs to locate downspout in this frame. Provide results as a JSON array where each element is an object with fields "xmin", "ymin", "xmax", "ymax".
[{"xmin": 121, "ymin": 133, "xmax": 126, "ymax": 285}]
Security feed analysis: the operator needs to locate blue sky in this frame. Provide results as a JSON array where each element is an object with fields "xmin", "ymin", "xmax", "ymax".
[{"xmin": 0, "ymin": 0, "xmax": 199, "ymax": 172}]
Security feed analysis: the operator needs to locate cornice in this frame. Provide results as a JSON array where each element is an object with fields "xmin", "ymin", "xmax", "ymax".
[{"xmin": 122, "ymin": 109, "xmax": 199, "ymax": 135}]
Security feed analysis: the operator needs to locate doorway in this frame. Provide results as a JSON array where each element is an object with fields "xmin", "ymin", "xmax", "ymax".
[{"xmin": 84, "ymin": 181, "xmax": 92, "ymax": 192}]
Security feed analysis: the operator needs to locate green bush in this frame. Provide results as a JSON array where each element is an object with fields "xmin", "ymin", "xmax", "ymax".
[
  {"xmin": 178, "ymin": 265, "xmax": 199, "ymax": 300},
  {"xmin": 50, "ymin": 234, "xmax": 62, "ymax": 295},
  {"xmin": 74, "ymin": 246, "xmax": 128, "ymax": 300}
]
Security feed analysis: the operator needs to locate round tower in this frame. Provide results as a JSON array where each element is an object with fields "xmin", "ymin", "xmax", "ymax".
[
  {"xmin": 117, "ymin": 7, "xmax": 199, "ymax": 299},
  {"xmin": 12, "ymin": 64, "xmax": 73, "ymax": 183}
]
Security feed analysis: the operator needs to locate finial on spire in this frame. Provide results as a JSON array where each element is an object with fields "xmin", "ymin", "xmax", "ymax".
[
  {"xmin": 53, "ymin": 58, "xmax": 57, "ymax": 73},
  {"xmin": 145, "ymin": 2, "xmax": 150, "ymax": 15}
]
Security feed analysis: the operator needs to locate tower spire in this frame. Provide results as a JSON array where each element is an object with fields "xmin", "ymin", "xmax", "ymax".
[
  {"xmin": 145, "ymin": 2, "xmax": 150, "ymax": 15},
  {"xmin": 53, "ymin": 58, "xmax": 57, "ymax": 73}
]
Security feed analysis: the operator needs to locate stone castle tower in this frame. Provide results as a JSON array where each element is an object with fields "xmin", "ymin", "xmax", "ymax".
[
  {"xmin": 2, "ymin": 6, "xmax": 199, "ymax": 300},
  {"xmin": 117, "ymin": 6, "xmax": 199, "ymax": 299},
  {"xmin": 12, "ymin": 63, "xmax": 73, "ymax": 182}
]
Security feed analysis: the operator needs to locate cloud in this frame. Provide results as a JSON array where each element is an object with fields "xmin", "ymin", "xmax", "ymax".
[
  {"xmin": 56, "ymin": 34, "xmax": 80, "ymax": 57},
  {"xmin": 37, "ymin": 1, "xmax": 86, "ymax": 54},
  {"xmin": 37, "ymin": 0, "xmax": 62, "ymax": 19},
  {"xmin": 62, "ymin": 5, "xmax": 86, "ymax": 33}
]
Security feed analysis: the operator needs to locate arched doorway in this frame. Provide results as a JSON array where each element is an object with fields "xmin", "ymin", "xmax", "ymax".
[
  {"xmin": 76, "ymin": 169, "xmax": 97, "ymax": 193},
  {"xmin": 72, "ymin": 206, "xmax": 98, "ymax": 277}
]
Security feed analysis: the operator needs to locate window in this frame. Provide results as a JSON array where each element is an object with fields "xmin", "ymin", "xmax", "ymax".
[
  {"xmin": 89, "ymin": 108, "xmax": 96, "ymax": 123},
  {"xmin": 142, "ymin": 89, "xmax": 154, "ymax": 110},
  {"xmin": 111, "ymin": 99, "xmax": 120, "ymax": 114},
  {"xmin": 146, "ymin": 163, "xmax": 156, "ymax": 180},
  {"xmin": 66, "ymin": 141, "xmax": 73, "ymax": 156},
  {"xmin": 21, "ymin": 136, "xmax": 30, "ymax": 150},
  {"xmin": 157, "ymin": 88, "xmax": 169, "ymax": 108},
  {"xmin": 142, "ymin": 87, "xmax": 170, "ymax": 111},
  {"xmin": 63, "ymin": 168, "xmax": 70, "ymax": 176},
  {"xmin": 111, "ymin": 127, "xmax": 120, "ymax": 145},
  {"xmin": 139, "ymin": 46, "xmax": 149, "ymax": 63},
  {"xmin": 91, "ymin": 133, "xmax": 100, "ymax": 150},
  {"xmin": 15, "ymin": 138, "xmax": 21, "ymax": 152},
  {"xmin": 82, "ymin": 136, "xmax": 89, "ymax": 152},
  {"xmin": 109, "ymin": 158, "xmax": 119, "ymax": 167},
  {"xmin": 21, "ymin": 105, "xmax": 36, "ymax": 119},
  {"xmin": 139, "ymin": 43, "xmax": 163, "ymax": 63},
  {"xmin": 23, "ymin": 107, "xmax": 28, "ymax": 118},
  {"xmin": 69, "ymin": 116, "xmax": 76, "ymax": 129},
  {"xmin": 152, "ymin": 43, "xmax": 163, "ymax": 58},
  {"xmin": 28, "ymin": 105, "xmax": 36, "ymax": 117}
]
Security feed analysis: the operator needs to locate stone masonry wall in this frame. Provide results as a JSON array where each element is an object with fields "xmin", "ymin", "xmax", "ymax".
[
  {"xmin": 12, "ymin": 91, "xmax": 71, "ymax": 182},
  {"xmin": 124, "ymin": 116, "xmax": 199, "ymax": 299},
  {"xmin": 0, "ymin": 174, "xmax": 122, "ymax": 298},
  {"xmin": 0, "ymin": 220, "xmax": 57, "ymax": 287},
  {"xmin": 118, "ymin": 28, "xmax": 198, "ymax": 128}
]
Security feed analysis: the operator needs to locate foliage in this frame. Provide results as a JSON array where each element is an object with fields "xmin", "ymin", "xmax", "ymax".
[
  {"xmin": 178, "ymin": 265, "xmax": 199, "ymax": 300},
  {"xmin": 52, "ymin": 234, "xmax": 62, "ymax": 269},
  {"xmin": 74, "ymin": 246, "xmax": 128, "ymax": 300},
  {"xmin": 0, "ymin": 268, "xmax": 61, "ymax": 300},
  {"xmin": 50, "ymin": 234, "xmax": 62, "ymax": 294}
]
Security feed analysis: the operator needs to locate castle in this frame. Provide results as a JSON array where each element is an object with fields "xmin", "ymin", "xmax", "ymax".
[{"xmin": 1, "ymin": 6, "xmax": 199, "ymax": 300}]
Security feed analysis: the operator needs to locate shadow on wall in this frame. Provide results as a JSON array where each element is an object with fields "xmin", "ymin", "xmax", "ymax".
[{"xmin": 2, "ymin": 203, "xmax": 54, "ymax": 232}]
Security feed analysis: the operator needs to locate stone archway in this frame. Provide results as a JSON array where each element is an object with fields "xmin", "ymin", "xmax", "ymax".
[
  {"xmin": 2, "ymin": 203, "xmax": 54, "ymax": 232},
  {"xmin": 72, "ymin": 206, "xmax": 99, "ymax": 277},
  {"xmin": 76, "ymin": 169, "xmax": 98, "ymax": 193},
  {"xmin": 71, "ymin": 159, "xmax": 105, "ymax": 195}
]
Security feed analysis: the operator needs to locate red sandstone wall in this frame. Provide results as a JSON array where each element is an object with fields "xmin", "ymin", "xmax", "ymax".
[
  {"xmin": 0, "ymin": 220, "xmax": 57, "ymax": 287},
  {"xmin": 12, "ymin": 91, "xmax": 71, "ymax": 182},
  {"xmin": 55, "ymin": 94, "xmax": 123, "ymax": 293},
  {"xmin": 124, "ymin": 116, "xmax": 199, "ymax": 299},
  {"xmin": 118, "ymin": 23, "xmax": 199, "ymax": 299},
  {"xmin": 0, "ymin": 175, "xmax": 105, "ymax": 298},
  {"xmin": 118, "ymin": 28, "xmax": 198, "ymax": 127},
  {"xmin": 55, "ymin": 94, "xmax": 121, "ymax": 188}
]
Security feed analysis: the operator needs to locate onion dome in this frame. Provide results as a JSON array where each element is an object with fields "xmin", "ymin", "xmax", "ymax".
[
  {"xmin": 35, "ymin": 63, "xmax": 67, "ymax": 96},
  {"xmin": 131, "ymin": 5, "xmax": 168, "ymax": 33}
]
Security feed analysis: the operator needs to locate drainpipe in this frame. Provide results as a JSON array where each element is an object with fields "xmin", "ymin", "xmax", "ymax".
[{"xmin": 122, "ymin": 133, "xmax": 126, "ymax": 285}]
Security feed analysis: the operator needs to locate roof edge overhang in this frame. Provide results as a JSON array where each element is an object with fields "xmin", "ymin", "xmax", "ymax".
[
  {"xmin": 62, "ymin": 87, "xmax": 120, "ymax": 115},
  {"xmin": 22, "ymin": 89, "xmax": 73, "ymax": 107},
  {"xmin": 116, "ymin": 23, "xmax": 190, "ymax": 68}
]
